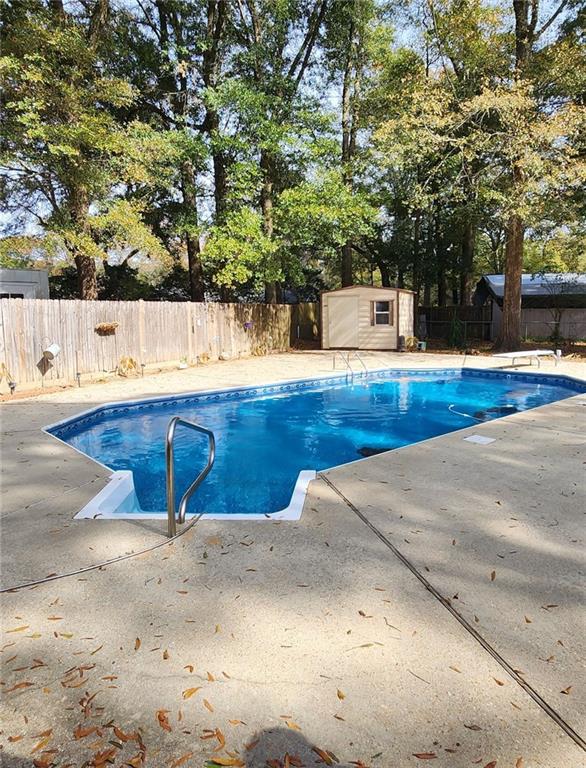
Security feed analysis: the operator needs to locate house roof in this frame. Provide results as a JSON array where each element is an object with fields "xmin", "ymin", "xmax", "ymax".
[
  {"xmin": 475, "ymin": 273, "xmax": 586, "ymax": 308},
  {"xmin": 483, "ymin": 273, "xmax": 586, "ymax": 297}
]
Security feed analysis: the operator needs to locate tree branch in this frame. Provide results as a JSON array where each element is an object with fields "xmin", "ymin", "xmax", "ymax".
[{"xmin": 535, "ymin": 0, "xmax": 569, "ymax": 39}]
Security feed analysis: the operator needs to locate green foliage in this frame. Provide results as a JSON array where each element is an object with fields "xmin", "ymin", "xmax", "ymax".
[
  {"xmin": 204, "ymin": 209, "xmax": 279, "ymax": 288},
  {"xmin": 447, "ymin": 312, "xmax": 465, "ymax": 348},
  {"xmin": 276, "ymin": 174, "xmax": 378, "ymax": 261},
  {"xmin": 0, "ymin": 0, "xmax": 583, "ymax": 304}
]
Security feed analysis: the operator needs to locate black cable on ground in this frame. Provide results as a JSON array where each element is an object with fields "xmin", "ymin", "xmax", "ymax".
[
  {"xmin": 319, "ymin": 472, "xmax": 586, "ymax": 752},
  {"xmin": 0, "ymin": 515, "xmax": 202, "ymax": 594}
]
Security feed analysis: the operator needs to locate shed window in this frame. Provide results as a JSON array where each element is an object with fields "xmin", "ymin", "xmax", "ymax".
[{"xmin": 371, "ymin": 300, "xmax": 393, "ymax": 326}]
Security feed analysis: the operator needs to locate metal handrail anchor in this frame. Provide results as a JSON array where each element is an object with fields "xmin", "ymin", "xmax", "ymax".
[{"xmin": 166, "ymin": 416, "xmax": 216, "ymax": 538}]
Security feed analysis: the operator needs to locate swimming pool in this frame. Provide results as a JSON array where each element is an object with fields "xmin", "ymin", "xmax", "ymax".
[{"xmin": 47, "ymin": 368, "xmax": 584, "ymax": 521}]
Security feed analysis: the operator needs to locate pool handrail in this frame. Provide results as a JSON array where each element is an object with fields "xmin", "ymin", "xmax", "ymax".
[
  {"xmin": 166, "ymin": 416, "xmax": 216, "ymax": 537},
  {"xmin": 332, "ymin": 350, "xmax": 368, "ymax": 379}
]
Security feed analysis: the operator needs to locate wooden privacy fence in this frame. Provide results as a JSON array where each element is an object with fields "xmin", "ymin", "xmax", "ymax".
[{"xmin": 0, "ymin": 299, "xmax": 319, "ymax": 387}]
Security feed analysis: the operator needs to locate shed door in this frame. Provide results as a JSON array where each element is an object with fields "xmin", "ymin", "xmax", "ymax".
[{"xmin": 328, "ymin": 296, "xmax": 359, "ymax": 348}]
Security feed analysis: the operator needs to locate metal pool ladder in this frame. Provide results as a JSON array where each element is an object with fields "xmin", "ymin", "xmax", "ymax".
[
  {"xmin": 166, "ymin": 416, "xmax": 216, "ymax": 538},
  {"xmin": 333, "ymin": 350, "xmax": 368, "ymax": 380}
]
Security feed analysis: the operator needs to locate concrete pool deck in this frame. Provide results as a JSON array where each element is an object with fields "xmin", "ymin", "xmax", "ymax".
[{"xmin": 1, "ymin": 351, "xmax": 585, "ymax": 766}]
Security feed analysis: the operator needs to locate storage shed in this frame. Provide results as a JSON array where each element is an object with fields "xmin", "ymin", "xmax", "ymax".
[
  {"xmin": 0, "ymin": 268, "xmax": 49, "ymax": 299},
  {"xmin": 321, "ymin": 285, "xmax": 415, "ymax": 350},
  {"xmin": 473, "ymin": 273, "xmax": 586, "ymax": 340}
]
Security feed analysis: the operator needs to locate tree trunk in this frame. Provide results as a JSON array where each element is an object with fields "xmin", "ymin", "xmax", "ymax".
[
  {"xmin": 202, "ymin": 0, "xmax": 228, "ymax": 223},
  {"xmin": 74, "ymin": 254, "xmax": 98, "ymax": 300},
  {"xmin": 260, "ymin": 151, "xmax": 279, "ymax": 303},
  {"xmin": 340, "ymin": 14, "xmax": 357, "ymax": 287},
  {"xmin": 459, "ymin": 218, "xmax": 475, "ymax": 306},
  {"xmin": 68, "ymin": 185, "xmax": 98, "ymax": 300},
  {"xmin": 435, "ymin": 205, "xmax": 447, "ymax": 306},
  {"xmin": 498, "ymin": 0, "xmax": 536, "ymax": 347},
  {"xmin": 187, "ymin": 236, "xmax": 204, "ymax": 302},
  {"xmin": 180, "ymin": 160, "xmax": 205, "ymax": 302},
  {"xmin": 412, "ymin": 209, "xmax": 421, "ymax": 298},
  {"xmin": 437, "ymin": 270, "xmax": 447, "ymax": 306},
  {"xmin": 376, "ymin": 258, "xmax": 391, "ymax": 287},
  {"xmin": 423, "ymin": 281, "xmax": 431, "ymax": 306},
  {"xmin": 497, "ymin": 212, "xmax": 524, "ymax": 350},
  {"xmin": 341, "ymin": 243, "xmax": 353, "ymax": 287}
]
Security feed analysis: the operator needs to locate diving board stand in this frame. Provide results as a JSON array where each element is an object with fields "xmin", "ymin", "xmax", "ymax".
[{"xmin": 492, "ymin": 349, "xmax": 559, "ymax": 368}]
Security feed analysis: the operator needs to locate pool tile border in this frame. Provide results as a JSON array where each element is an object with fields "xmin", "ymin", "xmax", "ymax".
[{"xmin": 45, "ymin": 365, "xmax": 586, "ymax": 440}]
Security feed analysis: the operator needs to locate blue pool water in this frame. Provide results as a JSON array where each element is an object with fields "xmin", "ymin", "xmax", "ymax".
[{"xmin": 49, "ymin": 369, "xmax": 582, "ymax": 516}]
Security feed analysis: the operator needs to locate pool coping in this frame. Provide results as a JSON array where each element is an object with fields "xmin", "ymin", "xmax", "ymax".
[{"xmin": 42, "ymin": 365, "xmax": 586, "ymax": 523}]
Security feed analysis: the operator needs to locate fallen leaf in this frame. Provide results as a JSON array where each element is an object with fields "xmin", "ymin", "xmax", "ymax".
[
  {"xmin": 312, "ymin": 747, "xmax": 333, "ymax": 765},
  {"xmin": 6, "ymin": 625, "xmax": 30, "ymax": 633},
  {"xmin": 91, "ymin": 747, "xmax": 117, "ymax": 766},
  {"xmin": 336, "ymin": 689, "xmax": 345, "ymax": 700},
  {"xmin": 412, "ymin": 754, "xmax": 437, "ymax": 760},
  {"xmin": 524, "ymin": 616, "xmax": 532, "ymax": 624},
  {"xmin": 449, "ymin": 666, "xmax": 461, "ymax": 673},
  {"xmin": 561, "ymin": 686, "xmax": 572, "ymax": 695},
  {"xmin": 228, "ymin": 719, "xmax": 245, "ymax": 726},
  {"xmin": 184, "ymin": 665, "xmax": 194, "ymax": 673},
  {"xmin": 113, "ymin": 725, "xmax": 138, "ymax": 742},
  {"xmin": 134, "ymin": 638, "xmax": 141, "ymax": 651},
  {"xmin": 285, "ymin": 720, "xmax": 301, "ymax": 731},
  {"xmin": 30, "ymin": 736, "xmax": 52, "ymax": 754},
  {"xmin": 206, "ymin": 759, "xmax": 244, "ymax": 767},
  {"xmin": 203, "ymin": 699, "xmax": 214, "ymax": 712},
  {"xmin": 245, "ymin": 739, "xmax": 259, "ymax": 751},
  {"xmin": 6, "ymin": 681, "xmax": 34, "ymax": 693},
  {"xmin": 490, "ymin": 571, "xmax": 496, "ymax": 581},
  {"xmin": 483, "ymin": 763, "xmax": 497, "ymax": 768},
  {"xmin": 214, "ymin": 728, "xmax": 226, "ymax": 750},
  {"xmin": 74, "ymin": 724, "xmax": 98, "ymax": 739},
  {"xmin": 163, "ymin": 649, "xmax": 170, "ymax": 660},
  {"xmin": 182, "ymin": 687, "xmax": 202, "ymax": 699},
  {"xmin": 126, "ymin": 753, "xmax": 145, "ymax": 767},
  {"xmin": 464, "ymin": 724, "xmax": 482, "ymax": 731},
  {"xmin": 169, "ymin": 752, "xmax": 194, "ymax": 767},
  {"xmin": 493, "ymin": 678, "xmax": 505, "ymax": 686},
  {"xmin": 207, "ymin": 672, "xmax": 215, "ymax": 681},
  {"xmin": 515, "ymin": 759, "xmax": 524, "ymax": 768},
  {"xmin": 157, "ymin": 710, "xmax": 172, "ymax": 732}
]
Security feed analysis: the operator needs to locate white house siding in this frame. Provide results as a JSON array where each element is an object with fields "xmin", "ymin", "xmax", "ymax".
[
  {"xmin": 519, "ymin": 308, "xmax": 586, "ymax": 340},
  {"xmin": 491, "ymin": 304, "xmax": 586, "ymax": 341}
]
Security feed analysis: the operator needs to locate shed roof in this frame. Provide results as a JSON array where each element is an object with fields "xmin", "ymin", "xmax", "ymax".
[{"xmin": 321, "ymin": 284, "xmax": 414, "ymax": 295}]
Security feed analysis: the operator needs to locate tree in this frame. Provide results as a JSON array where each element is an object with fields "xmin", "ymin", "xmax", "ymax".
[
  {"xmin": 0, "ymin": 0, "xmax": 170, "ymax": 298},
  {"xmin": 229, "ymin": 0, "xmax": 329, "ymax": 302},
  {"xmin": 497, "ymin": 0, "xmax": 583, "ymax": 349}
]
